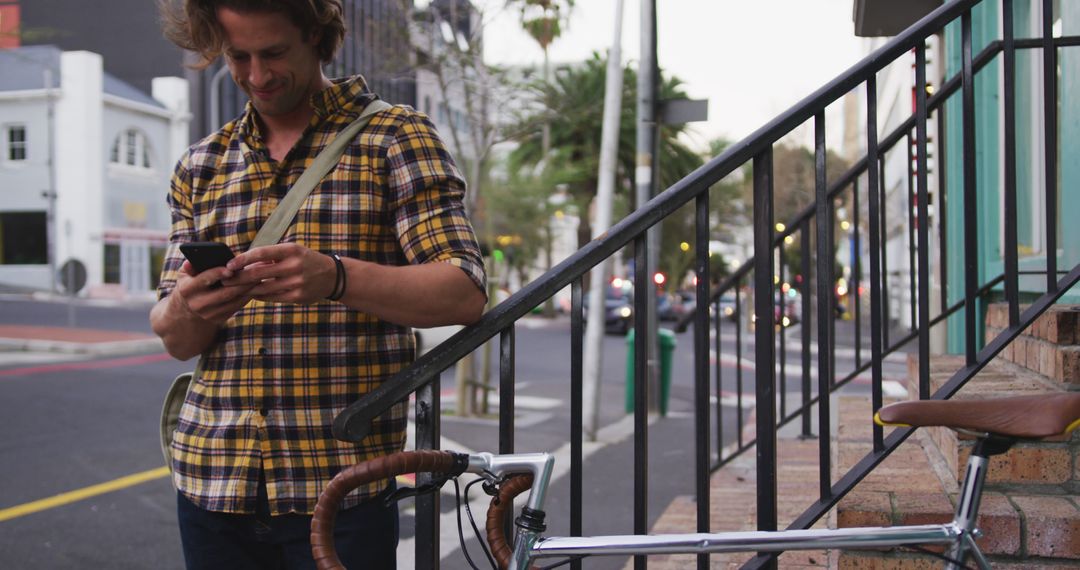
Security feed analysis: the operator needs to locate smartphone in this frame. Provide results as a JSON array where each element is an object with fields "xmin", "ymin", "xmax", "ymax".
[{"xmin": 179, "ymin": 241, "xmax": 235, "ymax": 274}]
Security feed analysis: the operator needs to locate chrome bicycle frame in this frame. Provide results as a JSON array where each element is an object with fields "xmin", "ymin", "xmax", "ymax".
[{"xmin": 470, "ymin": 451, "xmax": 991, "ymax": 570}]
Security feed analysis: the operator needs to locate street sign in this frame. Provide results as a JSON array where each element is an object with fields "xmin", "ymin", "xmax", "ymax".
[
  {"xmin": 58, "ymin": 259, "xmax": 87, "ymax": 295},
  {"xmin": 658, "ymin": 98, "xmax": 709, "ymax": 125}
]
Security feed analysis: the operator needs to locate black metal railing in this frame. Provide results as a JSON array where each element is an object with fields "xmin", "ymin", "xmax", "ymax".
[{"xmin": 333, "ymin": 0, "xmax": 1080, "ymax": 568}]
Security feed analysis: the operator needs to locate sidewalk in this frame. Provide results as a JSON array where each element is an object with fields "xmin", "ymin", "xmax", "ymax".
[{"xmin": 0, "ymin": 324, "xmax": 163, "ymax": 357}]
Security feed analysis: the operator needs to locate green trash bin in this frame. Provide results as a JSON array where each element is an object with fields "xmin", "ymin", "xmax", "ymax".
[{"xmin": 624, "ymin": 328, "xmax": 676, "ymax": 416}]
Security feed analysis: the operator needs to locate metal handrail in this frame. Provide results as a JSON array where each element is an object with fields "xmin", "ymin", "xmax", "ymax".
[
  {"xmin": 333, "ymin": 0, "xmax": 1078, "ymax": 567},
  {"xmin": 334, "ymin": 0, "xmax": 981, "ymax": 443}
]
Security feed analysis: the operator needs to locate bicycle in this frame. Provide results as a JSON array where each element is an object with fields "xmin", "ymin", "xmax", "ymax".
[{"xmin": 309, "ymin": 393, "xmax": 1080, "ymax": 569}]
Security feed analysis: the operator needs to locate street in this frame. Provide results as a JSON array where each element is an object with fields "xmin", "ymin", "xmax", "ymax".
[{"xmin": 0, "ymin": 296, "xmax": 907, "ymax": 569}]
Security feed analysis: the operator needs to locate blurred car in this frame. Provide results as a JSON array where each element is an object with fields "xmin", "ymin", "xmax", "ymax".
[
  {"xmin": 657, "ymin": 293, "xmax": 677, "ymax": 321},
  {"xmin": 749, "ymin": 291, "xmax": 801, "ymax": 328},
  {"xmin": 670, "ymin": 291, "xmax": 697, "ymax": 321},
  {"xmin": 717, "ymin": 294, "xmax": 739, "ymax": 321},
  {"xmin": 583, "ymin": 281, "xmax": 634, "ymax": 335}
]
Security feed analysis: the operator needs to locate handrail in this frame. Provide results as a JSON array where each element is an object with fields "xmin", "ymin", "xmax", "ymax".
[
  {"xmin": 335, "ymin": 0, "xmax": 1076, "ymax": 566},
  {"xmin": 333, "ymin": 0, "xmax": 982, "ymax": 442}
]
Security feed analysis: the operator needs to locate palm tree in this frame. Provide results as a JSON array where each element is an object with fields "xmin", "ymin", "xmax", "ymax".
[
  {"xmin": 509, "ymin": 53, "xmax": 704, "ymax": 251},
  {"xmin": 505, "ymin": 0, "xmax": 575, "ymax": 155}
]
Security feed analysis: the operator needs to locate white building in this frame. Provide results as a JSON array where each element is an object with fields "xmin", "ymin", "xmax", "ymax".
[{"xmin": 0, "ymin": 46, "xmax": 189, "ymax": 298}]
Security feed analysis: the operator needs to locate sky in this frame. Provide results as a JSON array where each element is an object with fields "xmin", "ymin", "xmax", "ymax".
[{"xmin": 468, "ymin": 0, "xmax": 871, "ymax": 152}]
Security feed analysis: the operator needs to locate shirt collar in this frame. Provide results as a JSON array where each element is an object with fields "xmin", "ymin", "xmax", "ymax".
[{"xmin": 236, "ymin": 75, "xmax": 377, "ymax": 145}]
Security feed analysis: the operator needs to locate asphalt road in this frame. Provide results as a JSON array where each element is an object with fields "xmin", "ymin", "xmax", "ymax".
[{"xmin": 0, "ymin": 297, "xmax": 905, "ymax": 569}]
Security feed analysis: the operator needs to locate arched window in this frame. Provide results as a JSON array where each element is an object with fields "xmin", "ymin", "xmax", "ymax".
[{"xmin": 110, "ymin": 128, "xmax": 153, "ymax": 170}]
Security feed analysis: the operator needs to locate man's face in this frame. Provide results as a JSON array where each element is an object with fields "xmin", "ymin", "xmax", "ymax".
[{"xmin": 216, "ymin": 7, "xmax": 323, "ymax": 120}]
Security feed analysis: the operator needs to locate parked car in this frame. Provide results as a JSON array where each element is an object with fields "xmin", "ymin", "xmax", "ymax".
[
  {"xmin": 583, "ymin": 281, "xmax": 634, "ymax": 335},
  {"xmin": 717, "ymin": 294, "xmax": 739, "ymax": 321},
  {"xmin": 657, "ymin": 292, "xmax": 678, "ymax": 321}
]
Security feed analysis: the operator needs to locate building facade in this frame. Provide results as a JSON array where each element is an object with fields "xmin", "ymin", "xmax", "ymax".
[{"xmin": 0, "ymin": 46, "xmax": 189, "ymax": 297}]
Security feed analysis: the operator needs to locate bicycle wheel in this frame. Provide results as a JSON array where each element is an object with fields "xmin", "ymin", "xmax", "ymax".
[{"xmin": 310, "ymin": 449, "xmax": 464, "ymax": 570}]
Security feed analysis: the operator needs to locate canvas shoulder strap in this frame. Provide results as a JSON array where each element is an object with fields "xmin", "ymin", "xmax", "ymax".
[{"xmin": 251, "ymin": 99, "xmax": 393, "ymax": 248}]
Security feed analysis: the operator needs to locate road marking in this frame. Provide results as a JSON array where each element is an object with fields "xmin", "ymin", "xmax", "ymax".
[
  {"xmin": 0, "ymin": 466, "xmax": 170, "ymax": 523},
  {"xmin": 0, "ymin": 353, "xmax": 173, "ymax": 378}
]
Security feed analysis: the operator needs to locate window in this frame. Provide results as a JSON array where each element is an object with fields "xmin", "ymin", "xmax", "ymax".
[
  {"xmin": 7, "ymin": 125, "xmax": 26, "ymax": 161},
  {"xmin": 110, "ymin": 128, "xmax": 153, "ymax": 170},
  {"xmin": 103, "ymin": 243, "xmax": 121, "ymax": 284},
  {"xmin": 0, "ymin": 212, "xmax": 47, "ymax": 265}
]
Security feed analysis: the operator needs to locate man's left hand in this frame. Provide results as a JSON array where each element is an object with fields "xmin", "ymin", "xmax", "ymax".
[{"xmin": 222, "ymin": 243, "xmax": 337, "ymax": 304}]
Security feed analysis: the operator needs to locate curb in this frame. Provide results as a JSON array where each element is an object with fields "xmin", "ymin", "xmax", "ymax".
[{"xmin": 0, "ymin": 337, "xmax": 164, "ymax": 356}]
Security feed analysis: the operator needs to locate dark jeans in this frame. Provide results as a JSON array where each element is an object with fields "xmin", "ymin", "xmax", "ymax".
[{"xmin": 177, "ymin": 476, "xmax": 398, "ymax": 570}]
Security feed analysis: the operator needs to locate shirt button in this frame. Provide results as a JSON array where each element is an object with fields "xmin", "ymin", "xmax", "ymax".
[
  {"xmin": 258, "ymin": 347, "xmax": 268, "ymax": 356},
  {"xmin": 259, "ymin": 407, "xmax": 269, "ymax": 416}
]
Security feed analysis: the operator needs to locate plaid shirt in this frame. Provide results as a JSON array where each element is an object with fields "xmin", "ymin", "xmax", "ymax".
[{"xmin": 157, "ymin": 77, "xmax": 485, "ymax": 515}]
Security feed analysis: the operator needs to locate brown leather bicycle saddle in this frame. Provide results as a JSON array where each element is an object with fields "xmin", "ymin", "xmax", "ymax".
[{"xmin": 875, "ymin": 393, "xmax": 1080, "ymax": 439}]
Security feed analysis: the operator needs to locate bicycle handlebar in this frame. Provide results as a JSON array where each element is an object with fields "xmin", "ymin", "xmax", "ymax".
[
  {"xmin": 310, "ymin": 450, "xmax": 465, "ymax": 570},
  {"xmin": 485, "ymin": 473, "xmax": 536, "ymax": 570},
  {"xmin": 311, "ymin": 449, "xmax": 552, "ymax": 570}
]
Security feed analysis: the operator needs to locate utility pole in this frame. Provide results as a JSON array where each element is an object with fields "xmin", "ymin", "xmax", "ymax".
[
  {"xmin": 636, "ymin": 0, "xmax": 661, "ymax": 412},
  {"xmin": 582, "ymin": 0, "xmax": 625, "ymax": 441},
  {"xmin": 43, "ymin": 68, "xmax": 58, "ymax": 294}
]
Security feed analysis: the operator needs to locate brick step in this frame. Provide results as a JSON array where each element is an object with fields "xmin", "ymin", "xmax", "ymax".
[
  {"xmin": 905, "ymin": 354, "xmax": 1078, "ymax": 489},
  {"xmin": 835, "ymin": 389, "xmax": 1080, "ymax": 567},
  {"xmin": 643, "ymin": 435, "xmax": 831, "ymax": 569},
  {"xmin": 985, "ymin": 303, "xmax": 1080, "ymax": 390}
]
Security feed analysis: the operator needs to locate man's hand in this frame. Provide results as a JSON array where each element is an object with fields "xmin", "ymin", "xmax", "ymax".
[
  {"xmin": 150, "ymin": 261, "xmax": 257, "ymax": 360},
  {"xmin": 174, "ymin": 261, "xmax": 257, "ymax": 325},
  {"xmin": 222, "ymin": 243, "xmax": 336, "ymax": 305}
]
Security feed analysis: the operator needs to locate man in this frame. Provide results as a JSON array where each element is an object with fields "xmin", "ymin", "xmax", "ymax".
[{"xmin": 151, "ymin": 1, "xmax": 487, "ymax": 568}]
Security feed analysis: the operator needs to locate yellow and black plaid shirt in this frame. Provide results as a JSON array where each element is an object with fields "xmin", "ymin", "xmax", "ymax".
[{"xmin": 157, "ymin": 77, "xmax": 485, "ymax": 515}]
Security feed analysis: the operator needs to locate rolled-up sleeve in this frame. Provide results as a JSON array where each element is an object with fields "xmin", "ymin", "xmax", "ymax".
[{"xmin": 385, "ymin": 111, "xmax": 486, "ymax": 295}]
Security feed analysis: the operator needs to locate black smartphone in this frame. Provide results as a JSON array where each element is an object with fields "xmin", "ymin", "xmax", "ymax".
[{"xmin": 179, "ymin": 241, "xmax": 235, "ymax": 274}]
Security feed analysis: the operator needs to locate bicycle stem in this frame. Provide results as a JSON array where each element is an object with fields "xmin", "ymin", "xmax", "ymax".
[{"xmin": 465, "ymin": 452, "xmax": 554, "ymax": 569}]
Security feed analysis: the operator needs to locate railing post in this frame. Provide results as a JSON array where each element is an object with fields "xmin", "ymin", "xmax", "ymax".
[
  {"xmin": 800, "ymin": 218, "xmax": 813, "ymax": 439},
  {"xmin": 853, "ymin": 178, "xmax": 863, "ymax": 368},
  {"xmin": 962, "ymin": 9, "xmax": 979, "ymax": 365},
  {"xmin": 500, "ymin": 326, "xmax": 516, "ymax": 541},
  {"xmin": 632, "ymin": 233, "xmax": 649, "ymax": 570},
  {"xmin": 937, "ymin": 107, "xmax": 949, "ymax": 316},
  {"xmin": 1042, "ymin": 0, "xmax": 1058, "ymax": 291},
  {"xmin": 414, "ymin": 374, "xmax": 441, "ymax": 569},
  {"xmin": 1002, "ymin": 0, "xmax": 1020, "ymax": 329},
  {"xmin": 907, "ymin": 132, "xmax": 918, "ymax": 332},
  {"xmin": 694, "ymin": 192, "xmax": 711, "ymax": 570},
  {"xmin": 778, "ymin": 238, "xmax": 787, "ymax": 418},
  {"xmin": 916, "ymin": 41, "xmax": 932, "ymax": 400},
  {"xmin": 735, "ymin": 279, "xmax": 745, "ymax": 448},
  {"xmin": 866, "ymin": 75, "xmax": 886, "ymax": 452},
  {"xmin": 714, "ymin": 294, "xmax": 724, "ymax": 461},
  {"xmin": 753, "ymin": 149, "xmax": 778, "ymax": 560},
  {"xmin": 813, "ymin": 111, "xmax": 833, "ymax": 500},
  {"xmin": 570, "ymin": 279, "xmax": 584, "ymax": 570}
]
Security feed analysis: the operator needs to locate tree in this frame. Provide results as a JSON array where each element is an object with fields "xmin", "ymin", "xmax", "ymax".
[
  {"xmin": 404, "ymin": 0, "xmax": 520, "ymax": 218},
  {"xmin": 508, "ymin": 53, "xmax": 703, "ymax": 254},
  {"xmin": 505, "ymin": 0, "xmax": 575, "ymax": 155}
]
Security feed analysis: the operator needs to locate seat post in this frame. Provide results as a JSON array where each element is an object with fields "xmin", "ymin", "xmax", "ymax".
[{"xmin": 946, "ymin": 435, "xmax": 1014, "ymax": 568}]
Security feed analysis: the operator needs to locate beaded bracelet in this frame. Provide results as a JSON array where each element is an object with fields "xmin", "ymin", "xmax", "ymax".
[{"xmin": 326, "ymin": 253, "xmax": 346, "ymax": 301}]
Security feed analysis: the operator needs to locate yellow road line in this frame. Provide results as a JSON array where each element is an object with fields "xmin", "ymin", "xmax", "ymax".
[{"xmin": 0, "ymin": 466, "xmax": 170, "ymax": 523}]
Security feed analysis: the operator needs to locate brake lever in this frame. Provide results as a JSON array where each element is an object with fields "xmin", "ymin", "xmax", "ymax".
[{"xmin": 383, "ymin": 474, "xmax": 454, "ymax": 507}]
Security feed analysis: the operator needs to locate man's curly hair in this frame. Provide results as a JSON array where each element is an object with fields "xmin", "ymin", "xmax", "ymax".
[{"xmin": 160, "ymin": 0, "xmax": 345, "ymax": 69}]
